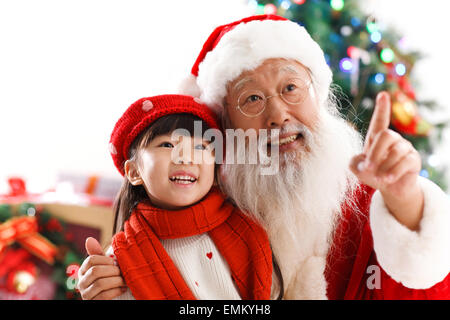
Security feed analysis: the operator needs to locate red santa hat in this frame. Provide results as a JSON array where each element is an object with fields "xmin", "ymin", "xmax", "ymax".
[
  {"xmin": 179, "ymin": 14, "xmax": 333, "ymax": 114},
  {"xmin": 109, "ymin": 94, "xmax": 219, "ymax": 176}
]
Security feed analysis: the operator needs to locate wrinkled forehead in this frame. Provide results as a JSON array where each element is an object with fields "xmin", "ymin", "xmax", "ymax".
[{"xmin": 228, "ymin": 58, "xmax": 311, "ymax": 92}]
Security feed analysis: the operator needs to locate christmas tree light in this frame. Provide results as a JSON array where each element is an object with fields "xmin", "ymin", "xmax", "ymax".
[
  {"xmin": 370, "ymin": 31, "xmax": 382, "ymax": 43},
  {"xmin": 264, "ymin": 3, "xmax": 277, "ymax": 14},
  {"xmin": 380, "ymin": 48, "xmax": 395, "ymax": 63},
  {"xmin": 374, "ymin": 73, "xmax": 385, "ymax": 84},
  {"xmin": 330, "ymin": 0, "xmax": 344, "ymax": 11},
  {"xmin": 339, "ymin": 58, "xmax": 353, "ymax": 73},
  {"xmin": 395, "ymin": 63, "xmax": 406, "ymax": 76}
]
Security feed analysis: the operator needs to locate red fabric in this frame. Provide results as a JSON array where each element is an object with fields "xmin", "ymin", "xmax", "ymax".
[
  {"xmin": 109, "ymin": 94, "xmax": 219, "ymax": 175},
  {"xmin": 112, "ymin": 188, "xmax": 272, "ymax": 300},
  {"xmin": 326, "ymin": 184, "xmax": 450, "ymax": 299},
  {"xmin": 190, "ymin": 14, "xmax": 287, "ymax": 77}
]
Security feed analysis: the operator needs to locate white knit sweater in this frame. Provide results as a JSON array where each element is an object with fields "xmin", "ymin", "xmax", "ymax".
[{"xmin": 107, "ymin": 233, "xmax": 242, "ymax": 300}]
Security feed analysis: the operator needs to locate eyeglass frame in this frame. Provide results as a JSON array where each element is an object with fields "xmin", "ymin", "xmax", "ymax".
[{"xmin": 234, "ymin": 78, "xmax": 314, "ymax": 118}]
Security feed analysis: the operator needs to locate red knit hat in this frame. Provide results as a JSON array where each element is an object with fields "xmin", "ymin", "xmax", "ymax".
[
  {"xmin": 109, "ymin": 94, "xmax": 219, "ymax": 175},
  {"xmin": 179, "ymin": 14, "xmax": 332, "ymax": 114}
]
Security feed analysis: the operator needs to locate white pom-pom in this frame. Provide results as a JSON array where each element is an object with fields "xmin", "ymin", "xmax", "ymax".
[
  {"xmin": 178, "ymin": 74, "xmax": 201, "ymax": 98},
  {"xmin": 179, "ymin": 73, "xmax": 224, "ymax": 116}
]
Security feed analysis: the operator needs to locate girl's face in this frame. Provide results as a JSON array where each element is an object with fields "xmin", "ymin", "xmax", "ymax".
[{"xmin": 126, "ymin": 132, "xmax": 216, "ymax": 210}]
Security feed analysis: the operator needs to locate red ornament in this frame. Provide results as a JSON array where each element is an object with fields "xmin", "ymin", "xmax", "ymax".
[
  {"xmin": 0, "ymin": 248, "xmax": 30, "ymax": 278},
  {"xmin": 5, "ymin": 259, "xmax": 37, "ymax": 294},
  {"xmin": 391, "ymin": 90, "xmax": 431, "ymax": 136},
  {"xmin": 46, "ymin": 218, "xmax": 63, "ymax": 232},
  {"xmin": 397, "ymin": 77, "xmax": 416, "ymax": 100}
]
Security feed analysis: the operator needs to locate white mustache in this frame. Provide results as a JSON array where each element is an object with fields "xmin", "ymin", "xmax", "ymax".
[{"xmin": 264, "ymin": 123, "xmax": 314, "ymax": 145}]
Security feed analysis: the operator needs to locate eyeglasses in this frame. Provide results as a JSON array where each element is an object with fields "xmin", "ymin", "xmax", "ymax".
[{"xmin": 235, "ymin": 78, "xmax": 313, "ymax": 118}]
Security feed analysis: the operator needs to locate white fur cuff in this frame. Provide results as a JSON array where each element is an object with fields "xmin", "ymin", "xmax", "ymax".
[{"xmin": 370, "ymin": 176, "xmax": 450, "ymax": 289}]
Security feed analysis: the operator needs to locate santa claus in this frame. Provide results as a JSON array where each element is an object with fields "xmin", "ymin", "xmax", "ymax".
[{"xmin": 78, "ymin": 15, "xmax": 450, "ymax": 299}]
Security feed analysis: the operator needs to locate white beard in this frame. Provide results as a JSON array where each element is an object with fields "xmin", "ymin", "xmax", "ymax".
[{"xmin": 218, "ymin": 107, "xmax": 363, "ymax": 299}]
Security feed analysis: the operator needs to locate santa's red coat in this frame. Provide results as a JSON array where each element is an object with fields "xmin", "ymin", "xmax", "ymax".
[{"xmin": 326, "ymin": 184, "xmax": 450, "ymax": 299}]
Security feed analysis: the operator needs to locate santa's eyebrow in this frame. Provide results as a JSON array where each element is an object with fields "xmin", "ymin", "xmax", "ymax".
[
  {"xmin": 280, "ymin": 65, "xmax": 314, "ymax": 83},
  {"xmin": 232, "ymin": 77, "xmax": 254, "ymax": 92},
  {"xmin": 280, "ymin": 65, "xmax": 301, "ymax": 75}
]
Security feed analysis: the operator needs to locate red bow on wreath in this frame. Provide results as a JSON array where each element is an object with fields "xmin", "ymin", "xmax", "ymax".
[{"xmin": 0, "ymin": 216, "xmax": 57, "ymax": 264}]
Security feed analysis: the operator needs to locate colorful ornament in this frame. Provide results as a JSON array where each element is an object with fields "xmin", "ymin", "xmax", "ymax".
[
  {"xmin": 391, "ymin": 91, "xmax": 432, "ymax": 136},
  {"xmin": 397, "ymin": 76, "xmax": 416, "ymax": 100},
  {"xmin": 0, "ymin": 248, "xmax": 30, "ymax": 278},
  {"xmin": 1, "ymin": 249, "xmax": 37, "ymax": 294},
  {"xmin": 10, "ymin": 266, "xmax": 36, "ymax": 294}
]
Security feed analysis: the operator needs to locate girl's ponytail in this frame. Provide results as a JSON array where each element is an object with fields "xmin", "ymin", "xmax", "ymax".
[{"xmin": 112, "ymin": 179, "xmax": 147, "ymax": 234}]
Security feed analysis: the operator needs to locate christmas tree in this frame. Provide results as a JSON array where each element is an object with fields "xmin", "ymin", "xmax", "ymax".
[{"xmin": 249, "ymin": 0, "xmax": 448, "ymax": 190}]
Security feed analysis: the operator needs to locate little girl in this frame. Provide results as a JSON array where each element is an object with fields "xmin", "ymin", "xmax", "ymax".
[{"xmin": 107, "ymin": 94, "xmax": 273, "ymax": 300}]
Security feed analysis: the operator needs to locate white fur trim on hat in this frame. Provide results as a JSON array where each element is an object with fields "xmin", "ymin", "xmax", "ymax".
[
  {"xmin": 195, "ymin": 19, "xmax": 333, "ymax": 110},
  {"xmin": 370, "ymin": 176, "xmax": 450, "ymax": 289}
]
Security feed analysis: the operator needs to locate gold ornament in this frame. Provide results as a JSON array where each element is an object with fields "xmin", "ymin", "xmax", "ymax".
[
  {"xmin": 392, "ymin": 91, "xmax": 416, "ymax": 125},
  {"xmin": 13, "ymin": 271, "xmax": 36, "ymax": 293}
]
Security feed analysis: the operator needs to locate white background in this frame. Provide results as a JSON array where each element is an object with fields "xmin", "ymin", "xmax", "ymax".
[{"xmin": 0, "ymin": 0, "xmax": 449, "ymax": 194}]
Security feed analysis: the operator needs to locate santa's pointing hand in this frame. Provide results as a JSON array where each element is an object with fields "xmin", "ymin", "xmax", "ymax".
[{"xmin": 350, "ymin": 91, "xmax": 424, "ymax": 231}]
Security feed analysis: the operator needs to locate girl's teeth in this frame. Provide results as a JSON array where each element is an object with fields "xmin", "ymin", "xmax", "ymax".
[
  {"xmin": 170, "ymin": 175, "xmax": 197, "ymax": 182},
  {"xmin": 175, "ymin": 180, "xmax": 192, "ymax": 184}
]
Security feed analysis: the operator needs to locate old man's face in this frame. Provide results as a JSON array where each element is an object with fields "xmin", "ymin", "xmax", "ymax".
[{"xmin": 224, "ymin": 58, "xmax": 320, "ymax": 154}]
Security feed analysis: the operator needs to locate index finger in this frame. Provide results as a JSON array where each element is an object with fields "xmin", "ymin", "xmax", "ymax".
[{"xmin": 364, "ymin": 91, "xmax": 391, "ymax": 152}]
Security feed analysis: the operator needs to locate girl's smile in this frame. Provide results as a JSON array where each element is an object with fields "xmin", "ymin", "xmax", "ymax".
[{"xmin": 169, "ymin": 170, "xmax": 198, "ymax": 187}]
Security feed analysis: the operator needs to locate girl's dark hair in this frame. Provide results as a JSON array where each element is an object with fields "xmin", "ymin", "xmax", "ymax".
[{"xmin": 112, "ymin": 113, "xmax": 213, "ymax": 234}]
